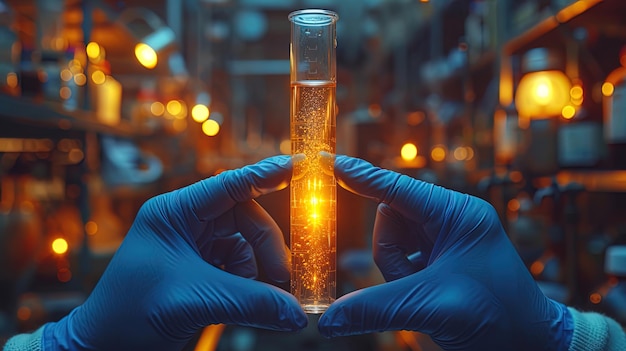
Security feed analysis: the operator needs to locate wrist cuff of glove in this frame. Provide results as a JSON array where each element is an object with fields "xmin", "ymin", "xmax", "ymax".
[
  {"xmin": 2, "ymin": 324, "xmax": 45, "ymax": 351},
  {"xmin": 567, "ymin": 307, "xmax": 626, "ymax": 351}
]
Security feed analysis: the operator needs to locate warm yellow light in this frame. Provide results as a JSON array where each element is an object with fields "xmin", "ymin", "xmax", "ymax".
[
  {"xmin": 91, "ymin": 70, "xmax": 106, "ymax": 85},
  {"xmin": 52, "ymin": 238, "xmax": 68, "ymax": 255},
  {"xmin": 555, "ymin": 0, "xmax": 596, "ymax": 23},
  {"xmin": 68, "ymin": 149, "xmax": 84, "ymax": 163},
  {"xmin": 431, "ymin": 146, "xmax": 446, "ymax": 162},
  {"xmin": 85, "ymin": 221, "xmax": 98, "ymax": 235},
  {"xmin": 530, "ymin": 260, "xmax": 544, "ymax": 276},
  {"xmin": 400, "ymin": 143, "xmax": 418, "ymax": 161},
  {"xmin": 589, "ymin": 292, "xmax": 602, "ymax": 304},
  {"xmin": 309, "ymin": 195, "xmax": 321, "ymax": 221},
  {"xmin": 6, "ymin": 72, "xmax": 18, "ymax": 88},
  {"xmin": 166, "ymin": 100, "xmax": 182, "ymax": 116},
  {"xmin": 68, "ymin": 59, "xmax": 83, "ymax": 74},
  {"xmin": 453, "ymin": 146, "xmax": 469, "ymax": 161},
  {"xmin": 515, "ymin": 70, "xmax": 571, "ymax": 118},
  {"xmin": 135, "ymin": 43, "xmax": 158, "ymax": 69},
  {"xmin": 561, "ymin": 105, "xmax": 576, "ymax": 119},
  {"xmin": 507, "ymin": 198, "xmax": 521, "ymax": 212},
  {"xmin": 602, "ymin": 82, "xmax": 615, "ymax": 96},
  {"xmin": 73, "ymin": 73, "xmax": 86, "ymax": 86},
  {"xmin": 407, "ymin": 111, "xmax": 425, "ymax": 126},
  {"xmin": 202, "ymin": 119, "xmax": 220, "ymax": 136},
  {"xmin": 194, "ymin": 325, "xmax": 226, "ymax": 351},
  {"xmin": 534, "ymin": 80, "xmax": 551, "ymax": 103},
  {"xmin": 151, "ymin": 101, "xmax": 165, "ymax": 116},
  {"xmin": 465, "ymin": 146, "xmax": 474, "ymax": 161},
  {"xmin": 86, "ymin": 42, "xmax": 101, "ymax": 60},
  {"xmin": 570, "ymin": 85, "xmax": 583, "ymax": 100},
  {"xmin": 59, "ymin": 87, "xmax": 72, "ymax": 100},
  {"xmin": 279, "ymin": 139, "xmax": 291, "ymax": 154},
  {"xmin": 60, "ymin": 69, "xmax": 73, "ymax": 82},
  {"xmin": 191, "ymin": 104, "xmax": 210, "ymax": 123},
  {"xmin": 174, "ymin": 102, "xmax": 187, "ymax": 119}
]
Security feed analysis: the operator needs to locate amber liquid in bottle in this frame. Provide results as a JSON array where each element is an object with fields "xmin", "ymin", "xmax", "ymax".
[{"xmin": 290, "ymin": 80, "xmax": 336, "ymax": 313}]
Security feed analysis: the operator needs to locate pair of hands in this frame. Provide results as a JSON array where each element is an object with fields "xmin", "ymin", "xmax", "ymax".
[{"xmin": 43, "ymin": 155, "xmax": 572, "ymax": 351}]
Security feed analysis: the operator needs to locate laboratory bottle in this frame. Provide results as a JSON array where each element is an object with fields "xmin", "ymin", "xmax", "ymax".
[
  {"xmin": 603, "ymin": 46, "xmax": 626, "ymax": 169},
  {"xmin": 557, "ymin": 107, "xmax": 604, "ymax": 169}
]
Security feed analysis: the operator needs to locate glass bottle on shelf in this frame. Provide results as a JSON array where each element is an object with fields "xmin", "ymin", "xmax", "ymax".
[
  {"xmin": 558, "ymin": 107, "xmax": 604, "ymax": 169},
  {"xmin": 603, "ymin": 46, "xmax": 626, "ymax": 169}
]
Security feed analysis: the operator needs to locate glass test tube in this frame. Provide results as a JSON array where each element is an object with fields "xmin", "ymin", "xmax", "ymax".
[{"xmin": 289, "ymin": 9, "xmax": 338, "ymax": 314}]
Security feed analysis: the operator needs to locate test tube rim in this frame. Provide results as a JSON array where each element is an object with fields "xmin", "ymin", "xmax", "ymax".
[{"xmin": 288, "ymin": 9, "xmax": 338, "ymax": 25}]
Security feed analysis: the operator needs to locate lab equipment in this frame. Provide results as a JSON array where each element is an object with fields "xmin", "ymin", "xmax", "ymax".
[{"xmin": 288, "ymin": 9, "xmax": 338, "ymax": 314}]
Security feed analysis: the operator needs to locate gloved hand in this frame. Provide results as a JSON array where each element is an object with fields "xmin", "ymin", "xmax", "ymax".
[
  {"xmin": 318, "ymin": 155, "xmax": 573, "ymax": 351},
  {"xmin": 43, "ymin": 156, "xmax": 307, "ymax": 351}
]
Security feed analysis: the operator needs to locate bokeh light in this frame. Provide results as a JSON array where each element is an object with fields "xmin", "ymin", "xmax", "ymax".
[
  {"xmin": 400, "ymin": 143, "xmax": 418, "ymax": 161},
  {"xmin": 202, "ymin": 119, "xmax": 220, "ymax": 136},
  {"xmin": 52, "ymin": 238, "xmax": 68, "ymax": 255},
  {"xmin": 135, "ymin": 43, "xmax": 158, "ymax": 69}
]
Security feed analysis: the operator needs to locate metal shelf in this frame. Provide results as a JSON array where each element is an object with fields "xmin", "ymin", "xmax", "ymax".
[
  {"xmin": 0, "ymin": 93, "xmax": 139, "ymax": 137},
  {"xmin": 556, "ymin": 170, "xmax": 626, "ymax": 192},
  {"xmin": 503, "ymin": 0, "xmax": 605, "ymax": 54}
]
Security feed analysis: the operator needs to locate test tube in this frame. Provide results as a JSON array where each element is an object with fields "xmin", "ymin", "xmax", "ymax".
[{"xmin": 288, "ymin": 9, "xmax": 338, "ymax": 314}]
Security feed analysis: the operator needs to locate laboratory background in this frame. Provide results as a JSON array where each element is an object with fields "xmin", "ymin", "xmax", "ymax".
[{"xmin": 1, "ymin": 0, "xmax": 626, "ymax": 350}]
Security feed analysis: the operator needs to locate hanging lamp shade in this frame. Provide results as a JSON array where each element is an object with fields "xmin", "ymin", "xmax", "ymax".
[{"xmin": 515, "ymin": 48, "xmax": 571, "ymax": 119}]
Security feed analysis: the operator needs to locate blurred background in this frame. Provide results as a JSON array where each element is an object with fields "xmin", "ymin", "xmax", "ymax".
[{"xmin": 1, "ymin": 0, "xmax": 626, "ymax": 350}]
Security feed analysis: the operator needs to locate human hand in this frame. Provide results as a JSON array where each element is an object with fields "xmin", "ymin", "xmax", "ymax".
[
  {"xmin": 318, "ymin": 155, "xmax": 572, "ymax": 351},
  {"xmin": 43, "ymin": 156, "xmax": 307, "ymax": 351}
]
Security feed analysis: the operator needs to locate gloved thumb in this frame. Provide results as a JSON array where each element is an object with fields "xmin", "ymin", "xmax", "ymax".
[
  {"xmin": 177, "ymin": 155, "xmax": 293, "ymax": 223},
  {"xmin": 318, "ymin": 267, "xmax": 487, "ymax": 339},
  {"xmin": 317, "ymin": 271, "xmax": 435, "ymax": 337},
  {"xmin": 176, "ymin": 265, "xmax": 308, "ymax": 333}
]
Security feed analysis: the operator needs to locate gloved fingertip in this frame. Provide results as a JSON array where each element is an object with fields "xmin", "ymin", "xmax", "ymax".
[
  {"xmin": 294, "ymin": 309, "xmax": 309, "ymax": 330},
  {"xmin": 319, "ymin": 151, "xmax": 334, "ymax": 177},
  {"xmin": 292, "ymin": 154, "xmax": 306, "ymax": 181},
  {"xmin": 317, "ymin": 307, "xmax": 347, "ymax": 338},
  {"xmin": 292, "ymin": 153, "xmax": 306, "ymax": 163},
  {"xmin": 317, "ymin": 316, "xmax": 332, "ymax": 338},
  {"xmin": 282, "ymin": 302, "xmax": 308, "ymax": 331}
]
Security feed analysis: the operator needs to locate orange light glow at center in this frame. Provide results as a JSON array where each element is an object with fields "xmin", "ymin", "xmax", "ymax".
[{"xmin": 52, "ymin": 238, "xmax": 68, "ymax": 255}]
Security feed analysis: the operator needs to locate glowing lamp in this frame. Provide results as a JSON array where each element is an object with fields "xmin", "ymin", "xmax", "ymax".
[
  {"xmin": 515, "ymin": 48, "xmax": 571, "ymax": 119},
  {"xmin": 135, "ymin": 43, "xmax": 158, "ymax": 69},
  {"xmin": 118, "ymin": 8, "xmax": 185, "ymax": 76},
  {"xmin": 134, "ymin": 25, "xmax": 176, "ymax": 69}
]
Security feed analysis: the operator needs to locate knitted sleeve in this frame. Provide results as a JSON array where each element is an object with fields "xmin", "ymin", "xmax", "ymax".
[
  {"xmin": 568, "ymin": 308, "xmax": 626, "ymax": 351},
  {"xmin": 2, "ymin": 325, "xmax": 44, "ymax": 351}
]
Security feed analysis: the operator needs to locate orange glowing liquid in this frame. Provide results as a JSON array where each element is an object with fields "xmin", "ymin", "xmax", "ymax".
[{"xmin": 290, "ymin": 80, "xmax": 336, "ymax": 313}]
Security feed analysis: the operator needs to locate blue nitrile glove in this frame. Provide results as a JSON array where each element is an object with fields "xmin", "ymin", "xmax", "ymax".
[
  {"xmin": 318, "ymin": 155, "xmax": 573, "ymax": 351},
  {"xmin": 41, "ymin": 155, "xmax": 307, "ymax": 351}
]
